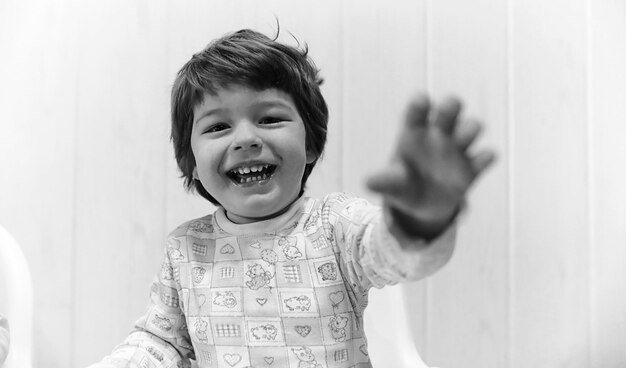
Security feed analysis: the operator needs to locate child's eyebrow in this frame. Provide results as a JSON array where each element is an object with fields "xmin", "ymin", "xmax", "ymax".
[
  {"xmin": 252, "ymin": 100, "xmax": 296, "ymax": 112},
  {"xmin": 194, "ymin": 108, "xmax": 225, "ymax": 125}
]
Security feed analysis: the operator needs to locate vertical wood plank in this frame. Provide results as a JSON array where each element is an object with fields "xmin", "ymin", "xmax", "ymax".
[
  {"xmin": 73, "ymin": 1, "xmax": 171, "ymax": 365},
  {"xmin": 424, "ymin": 1, "xmax": 510, "ymax": 367},
  {"xmin": 589, "ymin": 0, "xmax": 626, "ymax": 366},
  {"xmin": 339, "ymin": 0, "xmax": 430, "ymax": 357},
  {"xmin": 340, "ymin": 1, "xmax": 428, "ymax": 200},
  {"xmin": 0, "ymin": 0, "xmax": 78, "ymax": 366},
  {"xmin": 510, "ymin": 1, "xmax": 590, "ymax": 366}
]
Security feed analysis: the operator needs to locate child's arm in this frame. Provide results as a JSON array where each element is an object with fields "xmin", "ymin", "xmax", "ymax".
[
  {"xmin": 366, "ymin": 95, "xmax": 495, "ymax": 270},
  {"xmin": 86, "ymin": 243, "xmax": 194, "ymax": 368},
  {"xmin": 0, "ymin": 314, "xmax": 9, "ymax": 365}
]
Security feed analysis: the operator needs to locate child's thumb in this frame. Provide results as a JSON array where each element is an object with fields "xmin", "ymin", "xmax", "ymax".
[{"xmin": 365, "ymin": 161, "xmax": 409, "ymax": 197}]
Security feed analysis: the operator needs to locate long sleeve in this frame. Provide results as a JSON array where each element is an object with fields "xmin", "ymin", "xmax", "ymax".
[
  {"xmin": 87, "ymin": 238, "xmax": 195, "ymax": 368},
  {"xmin": 321, "ymin": 192, "xmax": 456, "ymax": 292},
  {"xmin": 0, "ymin": 314, "xmax": 9, "ymax": 365}
]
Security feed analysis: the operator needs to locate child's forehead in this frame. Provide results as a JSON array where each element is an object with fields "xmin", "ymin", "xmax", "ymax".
[
  {"xmin": 204, "ymin": 83, "xmax": 288, "ymax": 96},
  {"xmin": 196, "ymin": 84, "xmax": 296, "ymax": 107}
]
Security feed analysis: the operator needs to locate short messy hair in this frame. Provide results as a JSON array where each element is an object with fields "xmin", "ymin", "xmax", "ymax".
[{"xmin": 170, "ymin": 29, "xmax": 329, "ymax": 205}]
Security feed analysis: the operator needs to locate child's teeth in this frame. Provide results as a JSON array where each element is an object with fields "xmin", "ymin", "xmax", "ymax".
[{"xmin": 231, "ymin": 164, "xmax": 273, "ymax": 183}]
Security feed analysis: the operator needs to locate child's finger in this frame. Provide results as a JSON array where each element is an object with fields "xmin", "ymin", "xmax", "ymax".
[
  {"xmin": 432, "ymin": 97, "xmax": 462, "ymax": 134},
  {"xmin": 454, "ymin": 118, "xmax": 483, "ymax": 151},
  {"xmin": 405, "ymin": 94, "xmax": 431, "ymax": 128},
  {"xmin": 470, "ymin": 150, "xmax": 496, "ymax": 176},
  {"xmin": 365, "ymin": 161, "xmax": 408, "ymax": 197}
]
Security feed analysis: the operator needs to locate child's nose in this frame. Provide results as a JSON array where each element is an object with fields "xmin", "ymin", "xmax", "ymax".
[{"xmin": 232, "ymin": 123, "xmax": 262, "ymax": 151}]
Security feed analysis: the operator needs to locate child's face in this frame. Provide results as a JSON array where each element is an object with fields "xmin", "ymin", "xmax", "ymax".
[{"xmin": 191, "ymin": 85, "xmax": 315, "ymax": 223}]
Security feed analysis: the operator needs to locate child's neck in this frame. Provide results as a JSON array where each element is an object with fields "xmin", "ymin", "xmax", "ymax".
[{"xmin": 225, "ymin": 195, "xmax": 303, "ymax": 224}]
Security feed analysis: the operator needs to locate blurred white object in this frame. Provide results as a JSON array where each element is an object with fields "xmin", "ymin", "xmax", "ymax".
[
  {"xmin": 0, "ymin": 225, "xmax": 33, "ymax": 368},
  {"xmin": 365, "ymin": 284, "xmax": 436, "ymax": 368}
]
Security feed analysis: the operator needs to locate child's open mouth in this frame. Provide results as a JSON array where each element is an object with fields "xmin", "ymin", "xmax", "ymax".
[{"xmin": 226, "ymin": 164, "xmax": 277, "ymax": 185}]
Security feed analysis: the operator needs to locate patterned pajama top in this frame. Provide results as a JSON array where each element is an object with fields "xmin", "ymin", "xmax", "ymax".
[{"xmin": 90, "ymin": 192, "xmax": 455, "ymax": 368}]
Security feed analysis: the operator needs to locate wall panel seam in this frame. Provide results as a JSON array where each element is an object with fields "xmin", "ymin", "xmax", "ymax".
[
  {"xmin": 506, "ymin": 0, "xmax": 515, "ymax": 367},
  {"xmin": 585, "ymin": 0, "xmax": 595, "ymax": 364}
]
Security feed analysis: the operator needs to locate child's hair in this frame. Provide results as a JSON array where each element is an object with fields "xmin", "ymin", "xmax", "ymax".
[{"xmin": 170, "ymin": 29, "xmax": 329, "ymax": 205}]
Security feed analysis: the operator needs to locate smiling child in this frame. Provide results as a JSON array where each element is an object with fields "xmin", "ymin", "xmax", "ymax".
[{"xmin": 88, "ymin": 29, "xmax": 494, "ymax": 368}]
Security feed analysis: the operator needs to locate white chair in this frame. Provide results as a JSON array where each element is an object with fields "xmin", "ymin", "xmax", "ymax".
[
  {"xmin": 0, "ymin": 225, "xmax": 33, "ymax": 368},
  {"xmin": 365, "ymin": 284, "xmax": 435, "ymax": 368}
]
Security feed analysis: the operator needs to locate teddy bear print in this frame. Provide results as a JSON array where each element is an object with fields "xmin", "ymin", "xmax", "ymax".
[
  {"xmin": 251, "ymin": 324, "xmax": 278, "ymax": 341},
  {"xmin": 245, "ymin": 264, "xmax": 273, "ymax": 290},
  {"xmin": 213, "ymin": 291, "xmax": 237, "ymax": 309},
  {"xmin": 195, "ymin": 318, "xmax": 209, "ymax": 344},
  {"xmin": 329, "ymin": 314, "xmax": 348, "ymax": 342},
  {"xmin": 146, "ymin": 345, "xmax": 164, "ymax": 362},
  {"xmin": 317, "ymin": 262, "xmax": 337, "ymax": 281},
  {"xmin": 151, "ymin": 314, "xmax": 173, "ymax": 331},
  {"xmin": 291, "ymin": 346, "xmax": 323, "ymax": 368},
  {"xmin": 189, "ymin": 221, "xmax": 213, "ymax": 233},
  {"xmin": 284, "ymin": 295, "xmax": 311, "ymax": 312},
  {"xmin": 161, "ymin": 262, "xmax": 174, "ymax": 280},
  {"xmin": 168, "ymin": 247, "xmax": 184, "ymax": 261},
  {"xmin": 278, "ymin": 236, "xmax": 302, "ymax": 260}
]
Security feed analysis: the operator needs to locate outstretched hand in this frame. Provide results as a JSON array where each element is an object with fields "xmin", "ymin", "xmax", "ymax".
[{"xmin": 366, "ymin": 94, "xmax": 495, "ymax": 238}]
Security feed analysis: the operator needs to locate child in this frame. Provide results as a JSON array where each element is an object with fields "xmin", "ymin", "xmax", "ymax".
[
  {"xmin": 0, "ymin": 313, "xmax": 9, "ymax": 365},
  {"xmin": 89, "ymin": 29, "xmax": 494, "ymax": 368}
]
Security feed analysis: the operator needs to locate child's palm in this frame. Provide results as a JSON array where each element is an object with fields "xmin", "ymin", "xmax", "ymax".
[{"xmin": 367, "ymin": 95, "xmax": 494, "ymax": 231}]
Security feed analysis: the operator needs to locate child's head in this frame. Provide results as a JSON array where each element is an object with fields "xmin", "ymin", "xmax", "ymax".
[{"xmin": 171, "ymin": 29, "xmax": 328, "ymax": 207}]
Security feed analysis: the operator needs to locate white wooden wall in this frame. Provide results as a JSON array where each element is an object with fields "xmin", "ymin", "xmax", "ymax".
[{"xmin": 1, "ymin": 1, "xmax": 625, "ymax": 367}]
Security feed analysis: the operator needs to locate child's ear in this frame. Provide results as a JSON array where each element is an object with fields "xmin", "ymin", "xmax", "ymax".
[
  {"xmin": 306, "ymin": 150, "xmax": 317, "ymax": 164},
  {"xmin": 192, "ymin": 167, "xmax": 199, "ymax": 180}
]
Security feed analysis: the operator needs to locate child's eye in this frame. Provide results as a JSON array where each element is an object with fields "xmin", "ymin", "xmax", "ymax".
[
  {"xmin": 205, "ymin": 123, "xmax": 229, "ymax": 133},
  {"xmin": 258, "ymin": 117, "xmax": 284, "ymax": 125}
]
